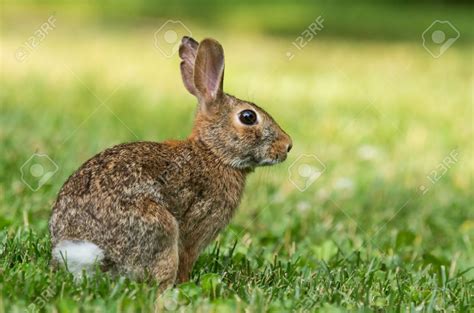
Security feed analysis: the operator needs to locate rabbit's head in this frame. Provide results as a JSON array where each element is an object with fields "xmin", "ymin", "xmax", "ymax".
[{"xmin": 179, "ymin": 37, "xmax": 292, "ymax": 169}]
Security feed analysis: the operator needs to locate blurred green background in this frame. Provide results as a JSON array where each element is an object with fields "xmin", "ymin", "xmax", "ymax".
[{"xmin": 1, "ymin": 0, "xmax": 473, "ymax": 312}]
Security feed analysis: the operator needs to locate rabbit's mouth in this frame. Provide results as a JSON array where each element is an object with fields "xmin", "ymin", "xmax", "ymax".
[
  {"xmin": 257, "ymin": 146, "xmax": 290, "ymax": 166},
  {"xmin": 258, "ymin": 155, "xmax": 287, "ymax": 166},
  {"xmin": 229, "ymin": 152, "xmax": 287, "ymax": 168}
]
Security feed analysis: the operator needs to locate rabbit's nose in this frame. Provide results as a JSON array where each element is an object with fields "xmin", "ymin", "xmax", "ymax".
[{"xmin": 287, "ymin": 143, "xmax": 293, "ymax": 153}]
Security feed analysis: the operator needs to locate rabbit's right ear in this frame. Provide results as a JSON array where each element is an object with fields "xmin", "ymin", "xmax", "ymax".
[{"xmin": 179, "ymin": 36, "xmax": 199, "ymax": 96}]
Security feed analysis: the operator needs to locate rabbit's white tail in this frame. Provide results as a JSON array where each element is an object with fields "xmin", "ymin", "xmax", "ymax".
[{"xmin": 52, "ymin": 240, "xmax": 104, "ymax": 280}]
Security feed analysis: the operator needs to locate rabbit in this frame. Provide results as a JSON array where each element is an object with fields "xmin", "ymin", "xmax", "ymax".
[{"xmin": 49, "ymin": 36, "xmax": 292, "ymax": 290}]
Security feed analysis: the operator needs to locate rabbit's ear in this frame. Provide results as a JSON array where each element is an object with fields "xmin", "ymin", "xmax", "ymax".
[
  {"xmin": 193, "ymin": 38, "xmax": 225, "ymax": 104},
  {"xmin": 179, "ymin": 36, "xmax": 199, "ymax": 96}
]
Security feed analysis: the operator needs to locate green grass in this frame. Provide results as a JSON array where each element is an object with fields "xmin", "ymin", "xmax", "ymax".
[
  {"xmin": 1, "ymin": 4, "xmax": 473, "ymax": 312},
  {"xmin": 4, "ymin": 1, "xmax": 474, "ymax": 42}
]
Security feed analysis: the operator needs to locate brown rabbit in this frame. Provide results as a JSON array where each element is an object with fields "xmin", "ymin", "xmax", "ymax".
[{"xmin": 49, "ymin": 36, "xmax": 292, "ymax": 290}]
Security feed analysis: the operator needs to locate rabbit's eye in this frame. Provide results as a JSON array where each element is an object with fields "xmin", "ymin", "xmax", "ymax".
[{"xmin": 238, "ymin": 110, "xmax": 257, "ymax": 125}]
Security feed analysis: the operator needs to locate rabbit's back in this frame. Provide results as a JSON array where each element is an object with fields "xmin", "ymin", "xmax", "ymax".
[
  {"xmin": 49, "ymin": 142, "xmax": 189, "ymax": 273},
  {"xmin": 49, "ymin": 140, "xmax": 247, "ymax": 276}
]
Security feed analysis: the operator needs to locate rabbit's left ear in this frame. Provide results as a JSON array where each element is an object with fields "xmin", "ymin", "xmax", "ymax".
[{"xmin": 193, "ymin": 38, "xmax": 225, "ymax": 104}]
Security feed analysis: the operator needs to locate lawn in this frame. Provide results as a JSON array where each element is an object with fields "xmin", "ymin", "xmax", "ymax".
[{"xmin": 1, "ymin": 2, "xmax": 473, "ymax": 312}]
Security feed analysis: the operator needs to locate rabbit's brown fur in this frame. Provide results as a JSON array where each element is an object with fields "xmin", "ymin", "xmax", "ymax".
[{"xmin": 49, "ymin": 37, "xmax": 292, "ymax": 290}]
